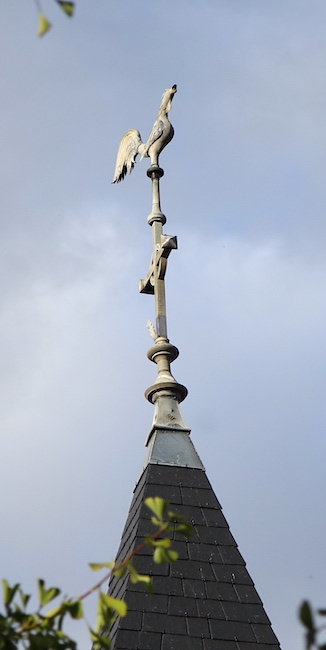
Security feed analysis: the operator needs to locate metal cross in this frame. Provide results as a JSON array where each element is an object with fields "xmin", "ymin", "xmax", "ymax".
[{"xmin": 139, "ymin": 165, "xmax": 177, "ymax": 341}]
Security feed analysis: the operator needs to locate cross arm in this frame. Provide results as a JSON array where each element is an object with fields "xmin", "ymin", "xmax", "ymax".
[{"xmin": 139, "ymin": 234, "xmax": 178, "ymax": 295}]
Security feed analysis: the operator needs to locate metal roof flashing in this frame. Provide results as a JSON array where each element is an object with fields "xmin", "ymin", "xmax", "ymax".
[{"xmin": 143, "ymin": 429, "xmax": 205, "ymax": 471}]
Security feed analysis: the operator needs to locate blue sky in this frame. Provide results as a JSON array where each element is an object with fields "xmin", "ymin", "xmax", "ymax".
[{"xmin": 1, "ymin": 1, "xmax": 326, "ymax": 647}]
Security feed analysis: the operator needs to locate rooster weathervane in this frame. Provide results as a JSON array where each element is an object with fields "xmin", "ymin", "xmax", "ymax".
[{"xmin": 112, "ymin": 85, "xmax": 177, "ymax": 183}]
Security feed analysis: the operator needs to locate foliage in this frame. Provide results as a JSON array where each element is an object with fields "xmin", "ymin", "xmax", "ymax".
[
  {"xmin": 0, "ymin": 498, "xmax": 193, "ymax": 650},
  {"xmin": 299, "ymin": 601, "xmax": 326, "ymax": 650},
  {"xmin": 34, "ymin": 0, "xmax": 75, "ymax": 37}
]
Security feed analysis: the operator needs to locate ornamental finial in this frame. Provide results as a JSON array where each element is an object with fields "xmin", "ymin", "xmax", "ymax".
[{"xmin": 112, "ymin": 85, "xmax": 177, "ymax": 184}]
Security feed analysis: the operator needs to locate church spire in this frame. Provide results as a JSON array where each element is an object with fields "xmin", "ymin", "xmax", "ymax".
[{"xmin": 109, "ymin": 87, "xmax": 282, "ymax": 650}]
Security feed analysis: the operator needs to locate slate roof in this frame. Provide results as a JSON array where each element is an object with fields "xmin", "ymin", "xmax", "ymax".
[{"xmin": 106, "ymin": 460, "xmax": 281, "ymax": 650}]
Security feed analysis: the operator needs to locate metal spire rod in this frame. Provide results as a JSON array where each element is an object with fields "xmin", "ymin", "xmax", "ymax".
[
  {"xmin": 140, "ymin": 162, "xmax": 189, "ymax": 441},
  {"xmin": 139, "ymin": 165, "xmax": 174, "ymax": 340}
]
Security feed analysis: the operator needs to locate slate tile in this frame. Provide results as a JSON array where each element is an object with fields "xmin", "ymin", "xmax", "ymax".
[
  {"xmin": 234, "ymin": 585, "xmax": 262, "ymax": 605},
  {"xmin": 135, "ymin": 516, "xmax": 157, "ymax": 537},
  {"xmin": 170, "ymin": 559, "xmax": 214, "ymax": 580},
  {"xmin": 147, "ymin": 465, "xmax": 206, "ymax": 489},
  {"xmin": 133, "ymin": 554, "xmax": 169, "ymax": 576},
  {"xmin": 144, "ymin": 483, "xmax": 183, "ymax": 504},
  {"xmin": 183, "ymin": 578, "xmax": 207, "ymax": 598},
  {"xmin": 148, "ymin": 465, "xmax": 210, "ymax": 489},
  {"xmin": 120, "ymin": 611, "xmax": 142, "ymax": 630},
  {"xmin": 187, "ymin": 616, "xmax": 210, "ymax": 638},
  {"xmin": 115, "ymin": 630, "xmax": 161, "ymax": 649},
  {"xmin": 127, "ymin": 493, "xmax": 149, "ymax": 523},
  {"xmin": 188, "ymin": 543, "xmax": 223, "ymax": 563},
  {"xmin": 168, "ymin": 504, "xmax": 207, "ymax": 526},
  {"xmin": 197, "ymin": 599, "xmax": 225, "ymax": 620},
  {"xmin": 222, "ymin": 603, "xmax": 270, "ymax": 624},
  {"xmin": 205, "ymin": 582, "xmax": 239, "ymax": 602},
  {"xmin": 174, "ymin": 525, "xmax": 200, "ymax": 543},
  {"xmin": 168, "ymin": 540, "xmax": 189, "ymax": 560},
  {"xmin": 147, "ymin": 465, "xmax": 182, "ymax": 486},
  {"xmin": 187, "ymin": 469, "xmax": 214, "ymax": 489},
  {"xmin": 152, "ymin": 576, "xmax": 183, "ymax": 596},
  {"xmin": 211, "ymin": 564, "xmax": 254, "ymax": 585},
  {"xmin": 125, "ymin": 592, "xmax": 168, "ymax": 614},
  {"xmin": 118, "ymin": 514, "xmax": 137, "ymax": 542},
  {"xmin": 108, "ymin": 618, "xmax": 118, "ymax": 642},
  {"xmin": 135, "ymin": 542, "xmax": 156, "ymax": 556},
  {"xmin": 116, "ymin": 521, "xmax": 138, "ymax": 553},
  {"xmin": 202, "ymin": 508, "xmax": 227, "ymax": 527},
  {"xmin": 168, "ymin": 596, "xmax": 198, "ymax": 616},
  {"xmin": 143, "ymin": 612, "xmax": 187, "ymax": 635},
  {"xmin": 131, "ymin": 466, "xmax": 148, "ymax": 495},
  {"xmin": 162, "ymin": 634, "xmax": 203, "ymax": 650},
  {"xmin": 109, "ymin": 576, "xmax": 129, "ymax": 602},
  {"xmin": 252, "ymin": 623, "xmax": 280, "ymax": 644},
  {"xmin": 238, "ymin": 644, "xmax": 281, "ymax": 650},
  {"xmin": 203, "ymin": 641, "xmax": 237, "ymax": 650},
  {"xmin": 181, "ymin": 487, "xmax": 220, "ymax": 508},
  {"xmin": 210, "ymin": 619, "xmax": 256, "ymax": 642},
  {"xmin": 108, "ymin": 572, "xmax": 128, "ymax": 595},
  {"xmin": 196, "ymin": 526, "xmax": 237, "ymax": 546},
  {"xmin": 122, "ymin": 501, "xmax": 141, "ymax": 530},
  {"xmin": 219, "ymin": 545, "xmax": 246, "ymax": 565},
  {"xmin": 137, "ymin": 517, "xmax": 172, "ymax": 538}
]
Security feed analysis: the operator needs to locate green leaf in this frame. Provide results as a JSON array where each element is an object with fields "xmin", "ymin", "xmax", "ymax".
[
  {"xmin": 21, "ymin": 614, "xmax": 39, "ymax": 630},
  {"xmin": 128, "ymin": 564, "xmax": 151, "ymax": 585},
  {"xmin": 150, "ymin": 516, "xmax": 170, "ymax": 531},
  {"xmin": 153, "ymin": 547, "xmax": 166, "ymax": 563},
  {"xmin": 153, "ymin": 547, "xmax": 178, "ymax": 564},
  {"xmin": 65, "ymin": 600, "xmax": 83, "ymax": 620},
  {"xmin": 56, "ymin": 1, "xmax": 75, "ymax": 16},
  {"xmin": 166, "ymin": 549, "xmax": 178, "ymax": 562},
  {"xmin": 43, "ymin": 604, "xmax": 64, "ymax": 619},
  {"xmin": 89, "ymin": 628, "xmax": 111, "ymax": 649},
  {"xmin": 95, "ymin": 593, "xmax": 126, "ymax": 633},
  {"xmin": 2, "ymin": 580, "xmax": 20, "ymax": 608},
  {"xmin": 18, "ymin": 588, "xmax": 31, "ymax": 609},
  {"xmin": 151, "ymin": 538, "xmax": 171, "ymax": 548},
  {"xmin": 175, "ymin": 522, "xmax": 193, "ymax": 537},
  {"xmin": 299, "ymin": 601, "xmax": 315, "ymax": 631},
  {"xmin": 299, "ymin": 601, "xmax": 316, "ymax": 649},
  {"xmin": 99, "ymin": 593, "xmax": 127, "ymax": 618},
  {"xmin": 37, "ymin": 13, "xmax": 52, "ymax": 37},
  {"xmin": 89, "ymin": 562, "xmax": 115, "ymax": 572},
  {"xmin": 112, "ymin": 565, "xmax": 128, "ymax": 579},
  {"xmin": 37, "ymin": 580, "xmax": 61, "ymax": 607},
  {"xmin": 145, "ymin": 497, "xmax": 168, "ymax": 520}
]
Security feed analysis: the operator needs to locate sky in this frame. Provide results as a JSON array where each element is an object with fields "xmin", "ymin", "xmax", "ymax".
[{"xmin": 1, "ymin": 0, "xmax": 326, "ymax": 647}]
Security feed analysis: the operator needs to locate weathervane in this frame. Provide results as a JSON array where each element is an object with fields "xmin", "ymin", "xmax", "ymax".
[
  {"xmin": 113, "ymin": 85, "xmax": 190, "ymax": 442},
  {"xmin": 112, "ymin": 85, "xmax": 177, "ymax": 184}
]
